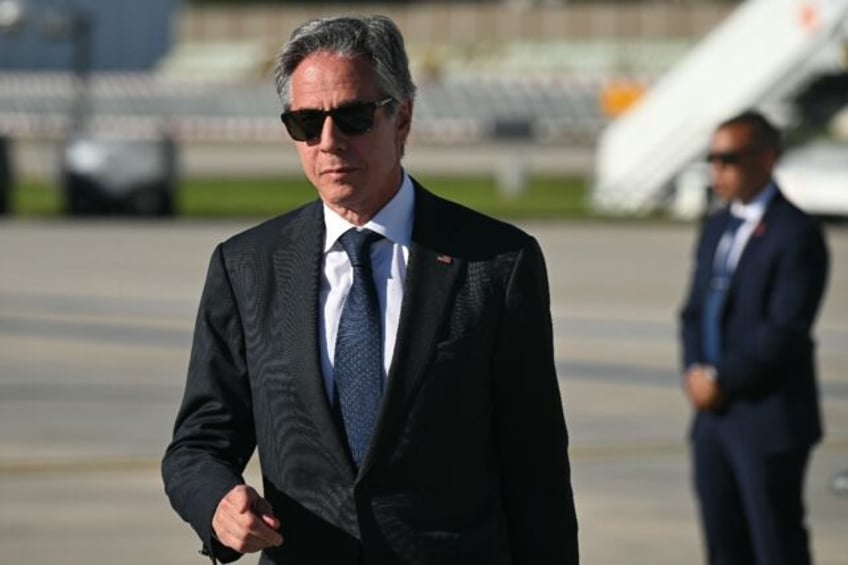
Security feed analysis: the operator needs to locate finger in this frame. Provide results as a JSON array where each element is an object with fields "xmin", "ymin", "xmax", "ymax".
[
  {"xmin": 249, "ymin": 515, "xmax": 284, "ymax": 547},
  {"xmin": 250, "ymin": 495, "xmax": 283, "ymax": 543},
  {"xmin": 688, "ymin": 381, "xmax": 708, "ymax": 409},
  {"xmin": 260, "ymin": 512, "xmax": 281, "ymax": 530},
  {"xmin": 224, "ymin": 485, "xmax": 255, "ymax": 514},
  {"xmin": 214, "ymin": 485, "xmax": 284, "ymax": 550},
  {"xmin": 224, "ymin": 486, "xmax": 267, "ymax": 521},
  {"xmin": 237, "ymin": 523, "xmax": 279, "ymax": 553},
  {"xmin": 213, "ymin": 508, "xmax": 249, "ymax": 549},
  {"xmin": 251, "ymin": 494, "xmax": 275, "ymax": 517},
  {"xmin": 213, "ymin": 486, "xmax": 260, "ymax": 550},
  {"xmin": 215, "ymin": 511, "xmax": 281, "ymax": 553}
]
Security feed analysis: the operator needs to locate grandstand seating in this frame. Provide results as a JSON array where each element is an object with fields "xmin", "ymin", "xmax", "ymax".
[{"xmin": 0, "ymin": 40, "xmax": 689, "ymax": 145}]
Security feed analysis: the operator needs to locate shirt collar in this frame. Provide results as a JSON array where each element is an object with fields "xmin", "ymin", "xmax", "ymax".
[
  {"xmin": 730, "ymin": 181, "xmax": 777, "ymax": 223},
  {"xmin": 322, "ymin": 171, "xmax": 415, "ymax": 252}
]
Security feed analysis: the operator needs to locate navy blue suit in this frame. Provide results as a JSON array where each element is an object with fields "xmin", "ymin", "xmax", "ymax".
[{"xmin": 680, "ymin": 188, "xmax": 829, "ymax": 564}]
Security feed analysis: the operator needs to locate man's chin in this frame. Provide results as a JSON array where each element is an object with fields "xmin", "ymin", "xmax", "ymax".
[
  {"xmin": 320, "ymin": 185, "xmax": 367, "ymax": 214},
  {"xmin": 711, "ymin": 188, "xmax": 730, "ymax": 203},
  {"xmin": 317, "ymin": 179, "xmax": 357, "ymax": 199}
]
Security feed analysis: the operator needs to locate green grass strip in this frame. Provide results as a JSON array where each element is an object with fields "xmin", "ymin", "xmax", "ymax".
[{"xmin": 10, "ymin": 175, "xmax": 593, "ymax": 220}]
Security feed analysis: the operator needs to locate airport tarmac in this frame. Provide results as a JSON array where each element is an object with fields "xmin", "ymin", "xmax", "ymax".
[{"xmin": 0, "ymin": 218, "xmax": 845, "ymax": 564}]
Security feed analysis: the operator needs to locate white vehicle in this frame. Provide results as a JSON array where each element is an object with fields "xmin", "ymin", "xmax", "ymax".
[{"xmin": 775, "ymin": 140, "xmax": 848, "ymax": 217}]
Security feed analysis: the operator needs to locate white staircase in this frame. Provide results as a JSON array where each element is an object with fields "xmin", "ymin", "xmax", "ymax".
[{"xmin": 592, "ymin": 0, "xmax": 848, "ymax": 217}]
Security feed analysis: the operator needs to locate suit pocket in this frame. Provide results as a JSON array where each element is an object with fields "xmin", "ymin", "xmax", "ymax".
[
  {"xmin": 432, "ymin": 335, "xmax": 471, "ymax": 362},
  {"xmin": 371, "ymin": 494, "xmax": 511, "ymax": 564},
  {"xmin": 432, "ymin": 331, "xmax": 487, "ymax": 366}
]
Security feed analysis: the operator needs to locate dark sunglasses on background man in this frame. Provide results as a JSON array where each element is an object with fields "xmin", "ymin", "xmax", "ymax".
[
  {"xmin": 280, "ymin": 97, "xmax": 395, "ymax": 142},
  {"xmin": 706, "ymin": 146, "xmax": 762, "ymax": 166}
]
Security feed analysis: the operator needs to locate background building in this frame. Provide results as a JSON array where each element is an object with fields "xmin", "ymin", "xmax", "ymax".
[{"xmin": 0, "ymin": 0, "xmax": 180, "ymax": 71}]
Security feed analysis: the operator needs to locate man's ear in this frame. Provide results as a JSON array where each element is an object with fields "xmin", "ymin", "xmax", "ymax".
[
  {"xmin": 395, "ymin": 99, "xmax": 413, "ymax": 142},
  {"xmin": 761, "ymin": 148, "xmax": 780, "ymax": 174}
]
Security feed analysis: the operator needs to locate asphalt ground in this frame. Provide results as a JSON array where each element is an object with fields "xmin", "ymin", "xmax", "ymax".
[{"xmin": 1, "ymin": 218, "xmax": 846, "ymax": 564}]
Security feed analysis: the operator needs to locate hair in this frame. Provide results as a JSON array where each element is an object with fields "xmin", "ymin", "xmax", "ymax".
[
  {"xmin": 718, "ymin": 110, "xmax": 783, "ymax": 156},
  {"xmin": 273, "ymin": 15, "xmax": 417, "ymax": 112}
]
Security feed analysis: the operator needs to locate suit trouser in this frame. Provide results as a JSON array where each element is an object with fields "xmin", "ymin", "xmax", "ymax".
[{"xmin": 692, "ymin": 420, "xmax": 811, "ymax": 565}]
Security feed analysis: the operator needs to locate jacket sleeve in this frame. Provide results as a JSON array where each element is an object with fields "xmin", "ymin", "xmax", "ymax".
[
  {"xmin": 717, "ymin": 221, "xmax": 829, "ymax": 398},
  {"xmin": 162, "ymin": 243, "xmax": 256, "ymax": 563},
  {"xmin": 679, "ymin": 227, "xmax": 711, "ymax": 371},
  {"xmin": 492, "ymin": 237, "xmax": 579, "ymax": 564}
]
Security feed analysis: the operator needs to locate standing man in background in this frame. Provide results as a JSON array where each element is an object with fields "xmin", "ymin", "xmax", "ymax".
[
  {"xmin": 162, "ymin": 14, "xmax": 578, "ymax": 565},
  {"xmin": 680, "ymin": 111, "xmax": 829, "ymax": 565}
]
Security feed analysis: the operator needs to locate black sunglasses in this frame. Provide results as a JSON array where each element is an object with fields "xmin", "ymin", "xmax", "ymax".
[
  {"xmin": 706, "ymin": 147, "xmax": 761, "ymax": 166},
  {"xmin": 280, "ymin": 97, "xmax": 394, "ymax": 142}
]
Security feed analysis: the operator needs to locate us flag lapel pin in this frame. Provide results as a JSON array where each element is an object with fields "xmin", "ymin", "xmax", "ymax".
[{"xmin": 436, "ymin": 254, "xmax": 453, "ymax": 265}]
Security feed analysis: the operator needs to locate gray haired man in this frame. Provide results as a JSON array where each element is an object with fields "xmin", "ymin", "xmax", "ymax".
[{"xmin": 163, "ymin": 15, "xmax": 578, "ymax": 565}]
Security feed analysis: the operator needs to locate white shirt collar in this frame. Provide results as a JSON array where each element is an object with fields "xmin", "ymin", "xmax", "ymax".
[
  {"xmin": 730, "ymin": 181, "xmax": 777, "ymax": 223},
  {"xmin": 322, "ymin": 171, "xmax": 415, "ymax": 252}
]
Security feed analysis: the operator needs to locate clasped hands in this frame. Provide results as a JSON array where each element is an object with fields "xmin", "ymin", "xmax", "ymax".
[
  {"xmin": 684, "ymin": 364, "xmax": 726, "ymax": 412},
  {"xmin": 212, "ymin": 484, "xmax": 284, "ymax": 554}
]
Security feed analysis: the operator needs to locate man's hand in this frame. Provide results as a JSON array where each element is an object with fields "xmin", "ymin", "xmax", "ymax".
[
  {"xmin": 685, "ymin": 365, "xmax": 726, "ymax": 412},
  {"xmin": 212, "ymin": 485, "xmax": 283, "ymax": 554}
]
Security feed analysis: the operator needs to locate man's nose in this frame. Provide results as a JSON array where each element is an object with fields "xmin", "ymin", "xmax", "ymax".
[{"xmin": 318, "ymin": 116, "xmax": 345, "ymax": 151}]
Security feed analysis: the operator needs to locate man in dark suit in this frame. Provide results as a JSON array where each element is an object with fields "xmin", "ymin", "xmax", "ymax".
[
  {"xmin": 680, "ymin": 111, "xmax": 829, "ymax": 565},
  {"xmin": 162, "ymin": 15, "xmax": 578, "ymax": 565}
]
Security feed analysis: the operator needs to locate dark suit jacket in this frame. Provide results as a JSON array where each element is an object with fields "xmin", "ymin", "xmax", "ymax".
[
  {"xmin": 680, "ymin": 188, "xmax": 829, "ymax": 454},
  {"xmin": 163, "ymin": 181, "xmax": 579, "ymax": 564}
]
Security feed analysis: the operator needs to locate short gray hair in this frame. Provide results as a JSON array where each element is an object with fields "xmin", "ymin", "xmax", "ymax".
[{"xmin": 273, "ymin": 15, "xmax": 417, "ymax": 111}]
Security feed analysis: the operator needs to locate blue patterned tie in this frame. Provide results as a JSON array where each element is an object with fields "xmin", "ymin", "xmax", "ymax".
[
  {"xmin": 702, "ymin": 215, "xmax": 745, "ymax": 365},
  {"xmin": 334, "ymin": 228, "xmax": 384, "ymax": 468}
]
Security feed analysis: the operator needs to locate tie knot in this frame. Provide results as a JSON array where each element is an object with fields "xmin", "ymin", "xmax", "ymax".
[{"xmin": 338, "ymin": 228, "xmax": 382, "ymax": 267}]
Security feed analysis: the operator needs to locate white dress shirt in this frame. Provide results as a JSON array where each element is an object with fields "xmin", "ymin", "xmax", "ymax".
[
  {"xmin": 319, "ymin": 173, "xmax": 414, "ymax": 403},
  {"xmin": 720, "ymin": 182, "xmax": 777, "ymax": 273},
  {"xmin": 699, "ymin": 182, "xmax": 777, "ymax": 379}
]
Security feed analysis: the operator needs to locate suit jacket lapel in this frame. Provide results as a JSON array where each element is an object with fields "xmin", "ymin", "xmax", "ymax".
[
  {"xmin": 278, "ymin": 201, "xmax": 357, "ymax": 480},
  {"xmin": 359, "ymin": 185, "xmax": 465, "ymax": 477},
  {"xmin": 705, "ymin": 209, "xmax": 730, "ymax": 265}
]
